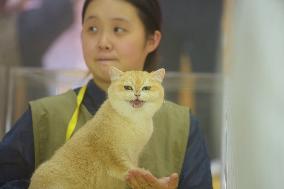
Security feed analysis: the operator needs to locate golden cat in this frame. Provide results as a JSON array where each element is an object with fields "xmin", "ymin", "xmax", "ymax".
[{"xmin": 29, "ymin": 67, "xmax": 165, "ymax": 189}]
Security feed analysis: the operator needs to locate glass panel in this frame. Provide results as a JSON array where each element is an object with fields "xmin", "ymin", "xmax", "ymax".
[{"xmin": 5, "ymin": 68, "xmax": 88, "ymax": 132}]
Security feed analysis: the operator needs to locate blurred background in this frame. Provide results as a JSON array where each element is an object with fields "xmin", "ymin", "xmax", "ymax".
[{"xmin": 1, "ymin": 0, "xmax": 283, "ymax": 189}]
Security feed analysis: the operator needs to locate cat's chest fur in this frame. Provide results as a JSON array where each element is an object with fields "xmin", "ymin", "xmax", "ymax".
[{"xmin": 83, "ymin": 100, "xmax": 154, "ymax": 162}]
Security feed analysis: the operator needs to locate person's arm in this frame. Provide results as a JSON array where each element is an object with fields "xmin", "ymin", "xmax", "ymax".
[
  {"xmin": 178, "ymin": 116, "xmax": 213, "ymax": 189},
  {"xmin": 0, "ymin": 108, "xmax": 35, "ymax": 189}
]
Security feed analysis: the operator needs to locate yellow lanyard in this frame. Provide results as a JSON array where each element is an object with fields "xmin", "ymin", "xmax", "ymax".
[{"xmin": 65, "ymin": 85, "xmax": 87, "ymax": 141}]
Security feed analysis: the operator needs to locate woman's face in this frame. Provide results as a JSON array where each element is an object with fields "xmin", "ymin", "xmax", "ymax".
[{"xmin": 81, "ymin": 0, "xmax": 161, "ymax": 89}]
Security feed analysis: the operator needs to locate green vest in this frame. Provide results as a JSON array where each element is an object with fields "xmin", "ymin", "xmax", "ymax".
[{"xmin": 30, "ymin": 90, "xmax": 190, "ymax": 178}]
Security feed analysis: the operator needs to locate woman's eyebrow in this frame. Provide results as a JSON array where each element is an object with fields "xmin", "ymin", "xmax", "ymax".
[
  {"xmin": 111, "ymin": 17, "xmax": 131, "ymax": 23},
  {"xmin": 84, "ymin": 15, "xmax": 131, "ymax": 24},
  {"xmin": 85, "ymin": 15, "xmax": 97, "ymax": 21}
]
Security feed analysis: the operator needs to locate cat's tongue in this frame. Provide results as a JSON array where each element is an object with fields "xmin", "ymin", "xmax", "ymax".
[{"xmin": 130, "ymin": 99, "xmax": 144, "ymax": 108}]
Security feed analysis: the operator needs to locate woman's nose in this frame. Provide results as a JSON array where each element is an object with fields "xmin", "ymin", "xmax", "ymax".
[{"xmin": 97, "ymin": 33, "xmax": 112, "ymax": 51}]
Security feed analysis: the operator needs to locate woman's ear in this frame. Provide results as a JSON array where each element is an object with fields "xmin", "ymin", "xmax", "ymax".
[{"xmin": 146, "ymin": 30, "xmax": 162, "ymax": 53}]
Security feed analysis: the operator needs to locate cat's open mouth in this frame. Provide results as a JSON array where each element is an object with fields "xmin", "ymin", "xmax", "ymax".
[{"xmin": 130, "ymin": 99, "xmax": 145, "ymax": 108}]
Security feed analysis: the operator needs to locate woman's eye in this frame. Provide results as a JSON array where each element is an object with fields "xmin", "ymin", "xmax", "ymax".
[
  {"xmin": 142, "ymin": 86, "xmax": 151, "ymax": 91},
  {"xmin": 114, "ymin": 27, "xmax": 125, "ymax": 33},
  {"xmin": 124, "ymin": 85, "xmax": 133, "ymax": 90},
  {"xmin": 89, "ymin": 26, "xmax": 98, "ymax": 32}
]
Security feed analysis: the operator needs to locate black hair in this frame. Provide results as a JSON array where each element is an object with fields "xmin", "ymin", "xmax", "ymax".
[{"xmin": 81, "ymin": 0, "xmax": 162, "ymax": 72}]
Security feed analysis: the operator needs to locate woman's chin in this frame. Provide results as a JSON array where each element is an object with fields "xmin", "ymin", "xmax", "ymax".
[{"xmin": 91, "ymin": 64, "xmax": 110, "ymax": 78}]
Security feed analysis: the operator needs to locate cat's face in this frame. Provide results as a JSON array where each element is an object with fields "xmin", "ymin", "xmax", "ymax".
[{"xmin": 108, "ymin": 67, "xmax": 165, "ymax": 117}]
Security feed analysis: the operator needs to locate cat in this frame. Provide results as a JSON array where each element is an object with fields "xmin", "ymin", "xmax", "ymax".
[{"xmin": 28, "ymin": 66, "xmax": 165, "ymax": 189}]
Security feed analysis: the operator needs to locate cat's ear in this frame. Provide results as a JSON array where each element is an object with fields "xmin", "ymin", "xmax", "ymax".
[
  {"xmin": 109, "ymin": 66, "xmax": 123, "ymax": 81},
  {"xmin": 151, "ymin": 68, "xmax": 165, "ymax": 83}
]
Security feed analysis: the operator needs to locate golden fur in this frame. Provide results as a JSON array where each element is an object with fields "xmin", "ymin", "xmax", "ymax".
[{"xmin": 29, "ymin": 67, "xmax": 165, "ymax": 189}]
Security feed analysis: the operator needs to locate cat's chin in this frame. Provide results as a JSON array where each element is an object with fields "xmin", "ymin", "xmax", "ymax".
[{"xmin": 129, "ymin": 99, "xmax": 145, "ymax": 108}]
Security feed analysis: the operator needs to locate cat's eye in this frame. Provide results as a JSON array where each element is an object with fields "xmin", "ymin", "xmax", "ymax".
[
  {"xmin": 142, "ymin": 86, "xmax": 151, "ymax": 91},
  {"xmin": 124, "ymin": 85, "xmax": 133, "ymax": 90}
]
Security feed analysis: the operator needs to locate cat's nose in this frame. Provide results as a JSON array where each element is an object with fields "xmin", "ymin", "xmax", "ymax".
[{"xmin": 135, "ymin": 93, "xmax": 140, "ymax": 97}]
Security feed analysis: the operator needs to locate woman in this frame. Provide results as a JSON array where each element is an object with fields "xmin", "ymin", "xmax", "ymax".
[{"xmin": 0, "ymin": 0, "xmax": 212, "ymax": 188}]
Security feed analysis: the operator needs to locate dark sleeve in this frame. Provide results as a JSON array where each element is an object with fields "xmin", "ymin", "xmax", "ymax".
[
  {"xmin": 178, "ymin": 115, "xmax": 213, "ymax": 189},
  {"xmin": 0, "ymin": 108, "xmax": 35, "ymax": 189}
]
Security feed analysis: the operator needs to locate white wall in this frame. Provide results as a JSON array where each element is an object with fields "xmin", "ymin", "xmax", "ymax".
[{"xmin": 225, "ymin": 0, "xmax": 284, "ymax": 188}]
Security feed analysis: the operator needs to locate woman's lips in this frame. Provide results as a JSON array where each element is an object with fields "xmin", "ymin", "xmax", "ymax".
[{"xmin": 96, "ymin": 58, "xmax": 117, "ymax": 64}]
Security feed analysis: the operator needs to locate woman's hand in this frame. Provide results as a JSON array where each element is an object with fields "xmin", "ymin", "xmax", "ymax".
[{"xmin": 126, "ymin": 168, "xmax": 179, "ymax": 189}]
